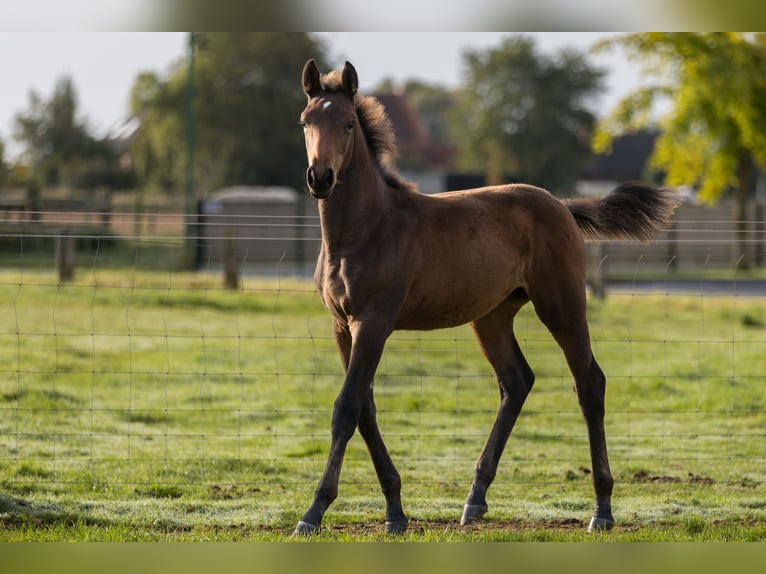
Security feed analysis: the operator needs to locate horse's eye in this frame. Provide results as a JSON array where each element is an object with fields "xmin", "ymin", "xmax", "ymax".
[
  {"xmin": 346, "ymin": 120, "xmax": 356, "ymax": 132},
  {"xmin": 299, "ymin": 120, "xmax": 307, "ymax": 129}
]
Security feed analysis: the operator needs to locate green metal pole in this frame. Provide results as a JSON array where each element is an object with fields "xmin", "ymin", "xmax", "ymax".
[{"xmin": 184, "ymin": 32, "xmax": 196, "ymax": 261}]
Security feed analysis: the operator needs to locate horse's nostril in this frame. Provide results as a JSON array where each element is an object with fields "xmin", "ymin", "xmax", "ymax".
[{"xmin": 306, "ymin": 166, "xmax": 335, "ymax": 196}]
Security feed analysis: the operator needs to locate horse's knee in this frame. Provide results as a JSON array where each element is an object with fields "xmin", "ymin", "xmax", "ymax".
[{"xmin": 331, "ymin": 395, "xmax": 361, "ymax": 441}]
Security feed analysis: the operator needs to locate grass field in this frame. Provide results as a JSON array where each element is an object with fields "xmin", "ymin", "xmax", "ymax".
[{"xmin": 0, "ymin": 268, "xmax": 764, "ymax": 541}]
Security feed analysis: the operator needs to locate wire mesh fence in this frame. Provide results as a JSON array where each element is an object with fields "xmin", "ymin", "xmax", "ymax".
[{"xmin": 0, "ymin": 204, "xmax": 764, "ymax": 525}]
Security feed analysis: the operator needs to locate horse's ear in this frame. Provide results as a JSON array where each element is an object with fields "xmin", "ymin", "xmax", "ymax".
[
  {"xmin": 302, "ymin": 59, "xmax": 321, "ymax": 98},
  {"xmin": 341, "ymin": 61, "xmax": 358, "ymax": 97}
]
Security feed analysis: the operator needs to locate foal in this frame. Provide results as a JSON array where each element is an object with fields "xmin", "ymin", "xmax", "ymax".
[{"xmin": 294, "ymin": 59, "xmax": 679, "ymax": 535}]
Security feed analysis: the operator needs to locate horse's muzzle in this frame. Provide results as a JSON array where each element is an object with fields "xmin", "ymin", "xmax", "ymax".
[{"xmin": 307, "ymin": 165, "xmax": 336, "ymax": 199}]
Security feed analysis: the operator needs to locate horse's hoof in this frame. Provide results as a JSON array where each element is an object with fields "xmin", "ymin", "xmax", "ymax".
[
  {"xmin": 587, "ymin": 516, "xmax": 615, "ymax": 532},
  {"xmin": 385, "ymin": 519, "xmax": 408, "ymax": 534},
  {"xmin": 460, "ymin": 504, "xmax": 488, "ymax": 525},
  {"xmin": 293, "ymin": 520, "xmax": 320, "ymax": 536}
]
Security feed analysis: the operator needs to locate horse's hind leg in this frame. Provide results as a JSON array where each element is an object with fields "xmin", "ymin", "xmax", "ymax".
[
  {"xmin": 462, "ymin": 295, "xmax": 535, "ymax": 525},
  {"xmin": 531, "ymin": 287, "xmax": 615, "ymax": 531}
]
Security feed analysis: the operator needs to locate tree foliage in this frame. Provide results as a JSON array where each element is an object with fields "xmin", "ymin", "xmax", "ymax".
[
  {"xmin": 398, "ymin": 80, "xmax": 458, "ymax": 147},
  {"xmin": 130, "ymin": 32, "xmax": 328, "ymax": 196},
  {"xmin": 453, "ymin": 36, "xmax": 605, "ymax": 193},
  {"xmin": 13, "ymin": 76, "xmax": 128, "ymax": 190},
  {"xmin": 593, "ymin": 33, "xmax": 766, "ymax": 205}
]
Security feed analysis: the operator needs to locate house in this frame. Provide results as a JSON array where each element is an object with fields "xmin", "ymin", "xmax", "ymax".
[
  {"xmin": 577, "ymin": 129, "xmax": 659, "ymax": 196},
  {"xmin": 375, "ymin": 90, "xmax": 660, "ymax": 198},
  {"xmin": 373, "ymin": 92, "xmax": 456, "ymax": 194},
  {"xmin": 197, "ymin": 185, "xmax": 320, "ymax": 275}
]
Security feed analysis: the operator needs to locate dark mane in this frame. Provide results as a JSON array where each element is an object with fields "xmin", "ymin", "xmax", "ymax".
[{"xmin": 320, "ymin": 70, "xmax": 416, "ymax": 191}]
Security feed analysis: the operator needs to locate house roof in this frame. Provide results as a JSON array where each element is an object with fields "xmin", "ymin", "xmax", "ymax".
[
  {"xmin": 374, "ymin": 92, "xmax": 456, "ymax": 169},
  {"xmin": 582, "ymin": 129, "xmax": 658, "ymax": 181},
  {"xmin": 209, "ymin": 186, "xmax": 299, "ymax": 203}
]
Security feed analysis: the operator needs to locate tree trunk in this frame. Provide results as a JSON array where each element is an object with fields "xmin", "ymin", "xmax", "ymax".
[{"xmin": 734, "ymin": 149, "xmax": 754, "ymax": 271}]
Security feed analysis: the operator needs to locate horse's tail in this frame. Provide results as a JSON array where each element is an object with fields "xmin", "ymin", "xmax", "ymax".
[{"xmin": 562, "ymin": 182, "xmax": 681, "ymax": 241}]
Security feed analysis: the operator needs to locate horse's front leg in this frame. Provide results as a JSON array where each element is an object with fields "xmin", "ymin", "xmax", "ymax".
[
  {"xmin": 330, "ymin": 320, "xmax": 407, "ymax": 534},
  {"xmin": 294, "ymin": 319, "xmax": 392, "ymax": 535},
  {"xmin": 358, "ymin": 386, "xmax": 407, "ymax": 533}
]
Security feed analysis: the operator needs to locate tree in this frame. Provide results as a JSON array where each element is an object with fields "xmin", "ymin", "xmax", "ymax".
[
  {"xmin": 398, "ymin": 80, "xmax": 458, "ymax": 147},
  {"xmin": 129, "ymin": 71, "xmax": 185, "ymax": 193},
  {"xmin": 130, "ymin": 32, "xmax": 328, "ymax": 197},
  {"xmin": 593, "ymin": 33, "xmax": 766, "ymax": 268},
  {"xmin": 453, "ymin": 36, "xmax": 605, "ymax": 193},
  {"xmin": 13, "ymin": 76, "xmax": 128, "ymax": 191},
  {"xmin": 0, "ymin": 137, "xmax": 7, "ymax": 187}
]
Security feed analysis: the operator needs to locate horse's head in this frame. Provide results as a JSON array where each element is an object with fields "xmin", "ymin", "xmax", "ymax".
[{"xmin": 300, "ymin": 59, "xmax": 359, "ymax": 199}]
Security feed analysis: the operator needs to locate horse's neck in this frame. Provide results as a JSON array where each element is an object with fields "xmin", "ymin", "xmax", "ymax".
[{"xmin": 318, "ymin": 152, "xmax": 388, "ymax": 255}]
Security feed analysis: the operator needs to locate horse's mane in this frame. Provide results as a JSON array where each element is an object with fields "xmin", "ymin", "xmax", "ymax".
[{"xmin": 321, "ymin": 71, "xmax": 416, "ymax": 192}]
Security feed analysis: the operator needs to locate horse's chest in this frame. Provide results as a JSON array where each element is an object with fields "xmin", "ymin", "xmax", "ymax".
[
  {"xmin": 316, "ymin": 262, "xmax": 357, "ymax": 322},
  {"xmin": 317, "ymin": 252, "xmax": 401, "ymax": 325},
  {"xmin": 321, "ymin": 282, "xmax": 352, "ymax": 321}
]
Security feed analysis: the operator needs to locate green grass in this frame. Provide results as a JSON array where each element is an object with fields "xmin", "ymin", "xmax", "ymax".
[{"xmin": 0, "ymin": 269, "xmax": 765, "ymax": 541}]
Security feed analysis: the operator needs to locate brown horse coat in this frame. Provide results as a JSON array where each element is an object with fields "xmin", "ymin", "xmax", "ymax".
[{"xmin": 295, "ymin": 59, "xmax": 680, "ymax": 536}]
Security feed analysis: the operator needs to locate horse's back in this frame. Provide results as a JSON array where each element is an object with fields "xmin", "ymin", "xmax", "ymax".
[
  {"xmin": 390, "ymin": 183, "xmax": 584, "ymax": 330},
  {"xmin": 416, "ymin": 183, "xmax": 582, "ymax": 251},
  {"xmin": 427, "ymin": 183, "xmax": 573, "ymax": 224}
]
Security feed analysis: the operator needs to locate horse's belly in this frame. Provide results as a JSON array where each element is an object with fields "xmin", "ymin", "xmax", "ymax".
[
  {"xmin": 394, "ymin": 254, "xmax": 524, "ymax": 330},
  {"xmin": 394, "ymin": 286, "xmax": 514, "ymax": 330}
]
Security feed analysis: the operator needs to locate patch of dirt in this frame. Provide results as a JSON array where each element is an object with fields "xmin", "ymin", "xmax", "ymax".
[
  {"xmin": 735, "ymin": 478, "xmax": 760, "ymax": 489},
  {"xmin": 687, "ymin": 473, "xmax": 716, "ymax": 485},
  {"xmin": 208, "ymin": 484, "xmax": 262, "ymax": 500},
  {"xmin": 565, "ymin": 467, "xmax": 592, "ymax": 481},
  {"xmin": 632, "ymin": 470, "xmax": 682, "ymax": 483},
  {"xmin": 631, "ymin": 470, "xmax": 718, "ymax": 485}
]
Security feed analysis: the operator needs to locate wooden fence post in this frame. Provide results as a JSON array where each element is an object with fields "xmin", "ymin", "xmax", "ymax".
[
  {"xmin": 223, "ymin": 226, "xmax": 240, "ymax": 290},
  {"xmin": 57, "ymin": 232, "xmax": 75, "ymax": 283}
]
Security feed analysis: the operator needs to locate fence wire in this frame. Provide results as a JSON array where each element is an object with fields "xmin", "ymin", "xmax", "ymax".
[{"xmin": 0, "ymin": 208, "xmax": 764, "ymax": 514}]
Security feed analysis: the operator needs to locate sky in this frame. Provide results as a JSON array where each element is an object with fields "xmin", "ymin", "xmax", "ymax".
[{"xmin": 0, "ymin": 32, "xmax": 639, "ymax": 159}]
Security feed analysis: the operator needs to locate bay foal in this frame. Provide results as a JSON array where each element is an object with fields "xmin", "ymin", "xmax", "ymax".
[{"xmin": 294, "ymin": 59, "xmax": 679, "ymax": 535}]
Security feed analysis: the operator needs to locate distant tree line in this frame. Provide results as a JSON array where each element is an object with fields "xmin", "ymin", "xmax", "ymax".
[{"xmin": 4, "ymin": 33, "xmax": 766, "ymax": 219}]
